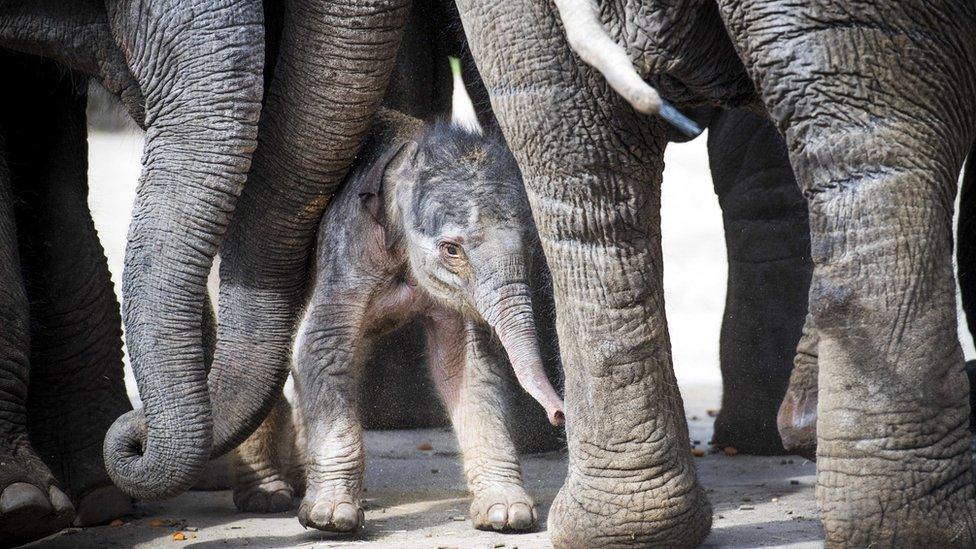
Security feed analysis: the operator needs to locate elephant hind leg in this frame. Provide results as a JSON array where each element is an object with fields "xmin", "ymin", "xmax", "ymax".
[
  {"xmin": 719, "ymin": 3, "xmax": 976, "ymax": 544},
  {"xmin": 707, "ymin": 107, "xmax": 813, "ymax": 455}
]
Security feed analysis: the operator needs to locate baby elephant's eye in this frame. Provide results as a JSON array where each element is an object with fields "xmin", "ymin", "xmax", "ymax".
[{"xmin": 439, "ymin": 241, "xmax": 464, "ymax": 260}]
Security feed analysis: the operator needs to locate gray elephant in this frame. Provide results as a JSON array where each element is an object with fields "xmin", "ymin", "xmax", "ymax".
[
  {"xmin": 0, "ymin": 1, "xmax": 264, "ymax": 544},
  {"xmin": 455, "ymin": 0, "xmax": 976, "ymax": 546},
  {"xmin": 235, "ymin": 111, "xmax": 563, "ymax": 534},
  {"xmin": 234, "ymin": 111, "xmax": 563, "ymax": 532}
]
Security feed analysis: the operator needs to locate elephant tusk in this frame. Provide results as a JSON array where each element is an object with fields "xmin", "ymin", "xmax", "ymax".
[{"xmin": 552, "ymin": 0, "xmax": 701, "ymax": 137}]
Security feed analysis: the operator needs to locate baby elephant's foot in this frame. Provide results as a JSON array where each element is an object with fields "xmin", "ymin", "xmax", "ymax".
[
  {"xmin": 234, "ymin": 479, "xmax": 295, "ymax": 513},
  {"xmin": 470, "ymin": 484, "xmax": 537, "ymax": 532},
  {"xmin": 298, "ymin": 491, "xmax": 363, "ymax": 532}
]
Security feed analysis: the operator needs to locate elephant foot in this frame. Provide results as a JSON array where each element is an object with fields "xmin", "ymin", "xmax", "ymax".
[
  {"xmin": 0, "ymin": 482, "xmax": 74, "ymax": 546},
  {"xmin": 776, "ymin": 378, "xmax": 818, "ymax": 461},
  {"xmin": 234, "ymin": 478, "xmax": 295, "ymax": 513},
  {"xmin": 0, "ymin": 441, "xmax": 76, "ymax": 546},
  {"xmin": 298, "ymin": 490, "xmax": 363, "ymax": 532},
  {"xmin": 470, "ymin": 483, "xmax": 537, "ymax": 532},
  {"xmin": 819, "ymin": 466, "xmax": 976, "ymax": 547},
  {"xmin": 711, "ymin": 396, "xmax": 790, "ymax": 455},
  {"xmin": 73, "ymin": 485, "xmax": 132, "ymax": 527},
  {"xmin": 547, "ymin": 473, "xmax": 711, "ymax": 548}
]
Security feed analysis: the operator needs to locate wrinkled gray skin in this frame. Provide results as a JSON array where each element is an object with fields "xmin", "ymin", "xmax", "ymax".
[
  {"xmin": 0, "ymin": 1, "xmax": 263, "ymax": 545},
  {"xmin": 457, "ymin": 0, "xmax": 976, "ymax": 546},
  {"xmin": 781, "ymin": 142, "xmax": 976, "ymax": 460},
  {"xmin": 275, "ymin": 114, "xmax": 562, "ymax": 534},
  {"xmin": 104, "ymin": 0, "xmax": 412, "ymax": 514}
]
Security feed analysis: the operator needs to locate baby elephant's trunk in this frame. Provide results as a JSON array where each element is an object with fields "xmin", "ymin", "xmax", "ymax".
[{"xmin": 475, "ymin": 264, "xmax": 565, "ymax": 426}]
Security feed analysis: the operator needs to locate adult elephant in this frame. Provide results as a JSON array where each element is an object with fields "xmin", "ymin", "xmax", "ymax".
[
  {"xmin": 456, "ymin": 0, "xmax": 976, "ymax": 547},
  {"xmin": 0, "ymin": 0, "xmax": 264, "ymax": 545}
]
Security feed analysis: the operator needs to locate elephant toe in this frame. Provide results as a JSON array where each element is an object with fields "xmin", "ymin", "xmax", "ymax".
[
  {"xmin": 0, "ymin": 483, "xmax": 75, "ymax": 546},
  {"xmin": 1, "ymin": 482, "xmax": 52, "ymax": 516},
  {"xmin": 298, "ymin": 492, "xmax": 362, "ymax": 532},
  {"xmin": 471, "ymin": 485, "xmax": 538, "ymax": 532}
]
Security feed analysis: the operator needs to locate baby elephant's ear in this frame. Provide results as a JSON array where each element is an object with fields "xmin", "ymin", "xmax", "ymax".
[{"xmin": 359, "ymin": 140, "xmax": 418, "ymax": 237}]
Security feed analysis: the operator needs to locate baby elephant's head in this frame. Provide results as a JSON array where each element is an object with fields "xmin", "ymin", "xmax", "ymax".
[
  {"xmin": 397, "ymin": 123, "xmax": 534, "ymax": 313},
  {"xmin": 363, "ymin": 120, "xmax": 563, "ymax": 426}
]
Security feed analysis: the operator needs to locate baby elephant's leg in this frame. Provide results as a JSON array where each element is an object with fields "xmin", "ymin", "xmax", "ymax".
[
  {"xmin": 427, "ymin": 316, "xmax": 537, "ymax": 532},
  {"xmin": 293, "ymin": 301, "xmax": 368, "ymax": 533},
  {"xmin": 232, "ymin": 392, "xmax": 299, "ymax": 513}
]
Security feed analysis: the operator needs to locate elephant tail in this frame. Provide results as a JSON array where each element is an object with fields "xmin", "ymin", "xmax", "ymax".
[{"xmin": 550, "ymin": 0, "xmax": 700, "ymax": 137}]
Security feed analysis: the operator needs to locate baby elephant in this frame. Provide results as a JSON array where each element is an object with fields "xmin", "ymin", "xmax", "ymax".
[{"xmin": 232, "ymin": 111, "xmax": 564, "ymax": 533}]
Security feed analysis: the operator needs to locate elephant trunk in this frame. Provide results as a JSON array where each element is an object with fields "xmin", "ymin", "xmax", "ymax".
[
  {"xmin": 205, "ymin": 0, "xmax": 409, "ymax": 459},
  {"xmin": 102, "ymin": 1, "xmax": 264, "ymax": 500},
  {"xmin": 475, "ymin": 265, "xmax": 565, "ymax": 426}
]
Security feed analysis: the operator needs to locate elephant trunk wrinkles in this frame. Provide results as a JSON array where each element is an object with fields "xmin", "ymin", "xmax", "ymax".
[
  {"xmin": 475, "ymin": 266, "xmax": 565, "ymax": 427},
  {"xmin": 206, "ymin": 0, "xmax": 409, "ymax": 459},
  {"xmin": 103, "ymin": 0, "xmax": 264, "ymax": 500}
]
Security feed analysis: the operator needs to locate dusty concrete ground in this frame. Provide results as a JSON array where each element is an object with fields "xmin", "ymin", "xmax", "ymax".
[{"xmin": 26, "ymin": 385, "xmax": 822, "ymax": 548}]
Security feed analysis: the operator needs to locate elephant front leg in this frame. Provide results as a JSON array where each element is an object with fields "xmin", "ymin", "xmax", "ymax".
[
  {"xmin": 7, "ymin": 56, "xmax": 132, "ymax": 527},
  {"xmin": 232, "ymin": 393, "xmax": 301, "ymax": 513},
  {"xmin": 0, "ymin": 103, "xmax": 73, "ymax": 545},
  {"xmin": 458, "ymin": 0, "xmax": 711, "ymax": 544},
  {"xmin": 293, "ymin": 301, "xmax": 368, "ymax": 533},
  {"xmin": 717, "ymin": 2, "xmax": 976, "ymax": 544},
  {"xmin": 427, "ymin": 315, "xmax": 537, "ymax": 532}
]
